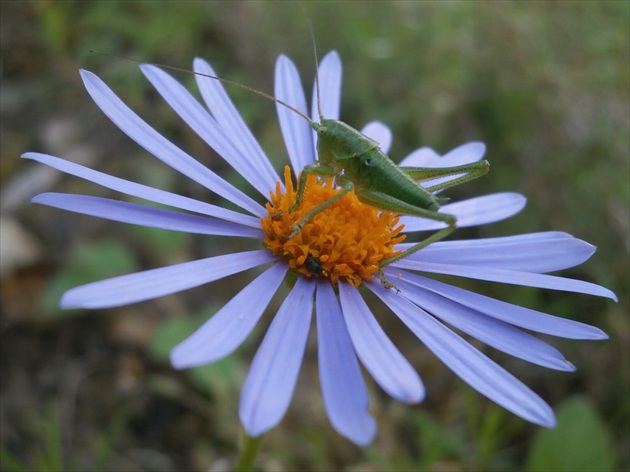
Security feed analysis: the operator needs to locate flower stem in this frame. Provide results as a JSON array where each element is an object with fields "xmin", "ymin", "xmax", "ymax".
[{"xmin": 234, "ymin": 432, "xmax": 264, "ymax": 472}]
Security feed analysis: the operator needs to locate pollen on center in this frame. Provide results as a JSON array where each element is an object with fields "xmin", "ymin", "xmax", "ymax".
[{"xmin": 261, "ymin": 166, "xmax": 405, "ymax": 287}]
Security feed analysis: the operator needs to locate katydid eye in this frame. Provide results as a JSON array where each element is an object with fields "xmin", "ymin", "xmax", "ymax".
[{"xmin": 317, "ymin": 127, "xmax": 327, "ymax": 136}]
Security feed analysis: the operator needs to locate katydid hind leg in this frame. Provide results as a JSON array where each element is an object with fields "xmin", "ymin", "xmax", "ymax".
[
  {"xmin": 377, "ymin": 218, "xmax": 456, "ymax": 290},
  {"xmin": 375, "ymin": 161, "xmax": 490, "ymax": 273},
  {"xmin": 379, "ymin": 222, "xmax": 456, "ymax": 267},
  {"xmin": 354, "ymin": 186, "xmax": 458, "ymax": 283},
  {"xmin": 354, "ymin": 188, "xmax": 455, "ymax": 225},
  {"xmin": 402, "ymin": 160, "xmax": 489, "ymax": 192}
]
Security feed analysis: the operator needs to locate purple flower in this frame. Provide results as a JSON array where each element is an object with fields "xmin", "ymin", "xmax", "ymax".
[{"xmin": 23, "ymin": 51, "xmax": 616, "ymax": 446}]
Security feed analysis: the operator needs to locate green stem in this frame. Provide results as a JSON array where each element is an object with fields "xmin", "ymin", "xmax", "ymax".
[{"xmin": 234, "ymin": 432, "xmax": 264, "ymax": 472}]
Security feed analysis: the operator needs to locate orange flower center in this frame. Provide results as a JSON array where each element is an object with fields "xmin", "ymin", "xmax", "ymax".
[{"xmin": 261, "ymin": 166, "xmax": 405, "ymax": 286}]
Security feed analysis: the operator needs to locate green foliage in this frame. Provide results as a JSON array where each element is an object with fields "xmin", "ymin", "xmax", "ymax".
[
  {"xmin": 149, "ymin": 307, "xmax": 246, "ymax": 400},
  {"xmin": 0, "ymin": 402, "xmax": 127, "ymax": 472},
  {"xmin": 525, "ymin": 397, "xmax": 616, "ymax": 472},
  {"xmin": 413, "ymin": 409, "xmax": 468, "ymax": 467}
]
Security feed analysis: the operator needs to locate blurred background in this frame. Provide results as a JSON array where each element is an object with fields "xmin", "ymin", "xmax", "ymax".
[{"xmin": 1, "ymin": 1, "xmax": 628, "ymax": 471}]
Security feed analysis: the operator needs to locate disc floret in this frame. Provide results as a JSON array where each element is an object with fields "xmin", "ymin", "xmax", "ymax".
[{"xmin": 262, "ymin": 166, "xmax": 405, "ymax": 286}]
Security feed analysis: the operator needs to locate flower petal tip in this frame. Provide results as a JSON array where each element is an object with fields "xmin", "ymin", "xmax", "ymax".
[
  {"xmin": 241, "ymin": 420, "xmax": 274, "ymax": 440},
  {"xmin": 78, "ymin": 68, "xmax": 92, "ymax": 80},
  {"xmin": 335, "ymin": 416, "xmax": 377, "ymax": 447},
  {"xmin": 169, "ymin": 350, "xmax": 191, "ymax": 371},
  {"xmin": 585, "ymin": 327, "xmax": 610, "ymax": 340},
  {"xmin": 59, "ymin": 292, "xmax": 80, "ymax": 310},
  {"xmin": 350, "ymin": 426, "xmax": 377, "ymax": 447},
  {"xmin": 399, "ymin": 388, "xmax": 425, "ymax": 404},
  {"xmin": 530, "ymin": 407, "xmax": 556, "ymax": 429}
]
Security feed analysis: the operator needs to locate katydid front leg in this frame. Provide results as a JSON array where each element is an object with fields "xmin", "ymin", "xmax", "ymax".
[
  {"xmin": 288, "ymin": 163, "xmax": 338, "ymax": 213},
  {"xmin": 271, "ymin": 162, "xmax": 334, "ymax": 221},
  {"xmin": 284, "ymin": 163, "xmax": 350, "ymax": 240}
]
